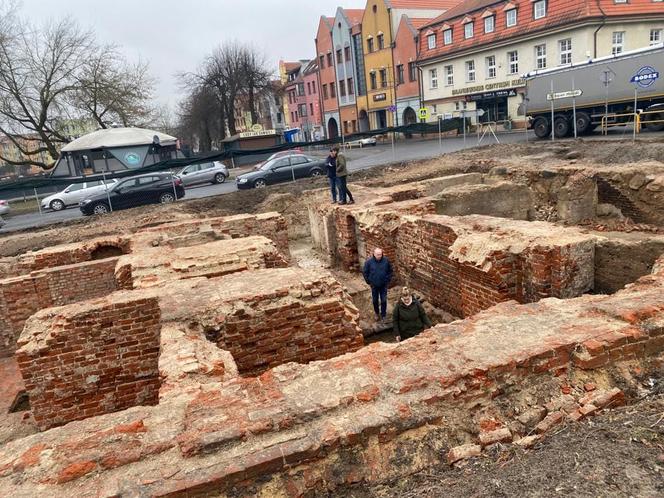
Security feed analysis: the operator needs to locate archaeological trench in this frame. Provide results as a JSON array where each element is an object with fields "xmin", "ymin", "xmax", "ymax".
[{"xmin": 0, "ymin": 145, "xmax": 664, "ymax": 496}]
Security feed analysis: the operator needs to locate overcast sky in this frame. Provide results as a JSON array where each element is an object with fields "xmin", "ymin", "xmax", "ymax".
[{"xmin": 21, "ymin": 0, "xmax": 366, "ymax": 109}]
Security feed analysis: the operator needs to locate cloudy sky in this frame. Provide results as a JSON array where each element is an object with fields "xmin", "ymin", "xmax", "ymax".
[{"xmin": 21, "ymin": 0, "xmax": 366, "ymax": 108}]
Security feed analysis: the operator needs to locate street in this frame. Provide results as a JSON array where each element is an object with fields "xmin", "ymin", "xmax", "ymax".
[{"xmin": 0, "ymin": 127, "xmax": 653, "ymax": 234}]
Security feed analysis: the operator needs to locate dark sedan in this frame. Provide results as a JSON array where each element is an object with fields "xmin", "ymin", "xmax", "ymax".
[
  {"xmin": 79, "ymin": 172, "xmax": 185, "ymax": 216},
  {"xmin": 236, "ymin": 154, "xmax": 325, "ymax": 189}
]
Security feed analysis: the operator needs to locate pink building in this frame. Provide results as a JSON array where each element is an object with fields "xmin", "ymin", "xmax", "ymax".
[{"xmin": 302, "ymin": 60, "xmax": 323, "ymax": 141}]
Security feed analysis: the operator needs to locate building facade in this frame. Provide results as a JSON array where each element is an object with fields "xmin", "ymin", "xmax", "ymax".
[
  {"xmin": 393, "ymin": 15, "xmax": 431, "ymax": 127},
  {"xmin": 316, "ymin": 16, "xmax": 341, "ymax": 139},
  {"xmin": 332, "ymin": 8, "xmax": 365, "ymax": 136},
  {"xmin": 302, "ymin": 60, "xmax": 324, "ymax": 141},
  {"xmin": 418, "ymin": 0, "xmax": 664, "ymax": 127}
]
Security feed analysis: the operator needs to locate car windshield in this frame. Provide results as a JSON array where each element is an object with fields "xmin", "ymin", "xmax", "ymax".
[{"xmin": 260, "ymin": 160, "xmax": 277, "ymax": 171}]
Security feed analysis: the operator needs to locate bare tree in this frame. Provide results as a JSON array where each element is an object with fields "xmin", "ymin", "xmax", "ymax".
[
  {"xmin": 239, "ymin": 46, "xmax": 272, "ymax": 124},
  {"xmin": 0, "ymin": 17, "xmax": 95, "ymax": 168},
  {"xmin": 177, "ymin": 86, "xmax": 223, "ymax": 152},
  {"xmin": 72, "ymin": 44, "xmax": 155, "ymax": 129}
]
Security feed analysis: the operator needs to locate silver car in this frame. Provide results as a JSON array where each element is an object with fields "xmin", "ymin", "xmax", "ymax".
[
  {"xmin": 40, "ymin": 179, "xmax": 117, "ymax": 211},
  {"xmin": 0, "ymin": 199, "xmax": 9, "ymax": 216},
  {"xmin": 177, "ymin": 161, "xmax": 229, "ymax": 186}
]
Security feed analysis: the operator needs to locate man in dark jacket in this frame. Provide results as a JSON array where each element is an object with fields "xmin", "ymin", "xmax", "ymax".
[
  {"xmin": 393, "ymin": 287, "xmax": 431, "ymax": 341},
  {"xmin": 325, "ymin": 149, "xmax": 337, "ymax": 203},
  {"xmin": 362, "ymin": 247, "xmax": 393, "ymax": 322}
]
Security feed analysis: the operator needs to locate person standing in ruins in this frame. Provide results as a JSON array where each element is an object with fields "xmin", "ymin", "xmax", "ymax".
[
  {"xmin": 332, "ymin": 146, "xmax": 354, "ymax": 205},
  {"xmin": 325, "ymin": 148, "xmax": 337, "ymax": 203},
  {"xmin": 393, "ymin": 287, "xmax": 431, "ymax": 342},
  {"xmin": 362, "ymin": 247, "xmax": 393, "ymax": 323}
]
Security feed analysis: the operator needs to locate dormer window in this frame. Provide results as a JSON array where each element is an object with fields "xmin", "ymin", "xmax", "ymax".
[
  {"xmin": 427, "ymin": 33, "xmax": 436, "ymax": 49},
  {"xmin": 506, "ymin": 8, "xmax": 517, "ymax": 27},
  {"xmin": 534, "ymin": 0, "xmax": 547, "ymax": 20},
  {"xmin": 484, "ymin": 15, "xmax": 495, "ymax": 33},
  {"xmin": 443, "ymin": 28, "xmax": 453, "ymax": 45},
  {"xmin": 464, "ymin": 22, "xmax": 474, "ymax": 39}
]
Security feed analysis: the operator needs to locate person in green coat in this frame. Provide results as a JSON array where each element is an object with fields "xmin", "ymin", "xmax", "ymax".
[{"xmin": 393, "ymin": 287, "xmax": 432, "ymax": 342}]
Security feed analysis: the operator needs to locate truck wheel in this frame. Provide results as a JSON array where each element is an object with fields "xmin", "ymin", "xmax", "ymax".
[
  {"xmin": 575, "ymin": 112, "xmax": 591, "ymax": 135},
  {"xmin": 645, "ymin": 113, "xmax": 664, "ymax": 132},
  {"xmin": 554, "ymin": 116, "xmax": 570, "ymax": 138},
  {"xmin": 533, "ymin": 117, "xmax": 550, "ymax": 139}
]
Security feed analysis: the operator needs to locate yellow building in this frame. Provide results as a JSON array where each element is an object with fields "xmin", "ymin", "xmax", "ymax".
[
  {"xmin": 360, "ymin": 1, "xmax": 450, "ymax": 130},
  {"xmin": 0, "ymin": 134, "xmax": 55, "ymax": 174}
]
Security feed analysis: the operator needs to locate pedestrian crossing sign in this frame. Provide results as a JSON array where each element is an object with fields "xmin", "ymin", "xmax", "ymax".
[{"xmin": 419, "ymin": 107, "xmax": 428, "ymax": 120}]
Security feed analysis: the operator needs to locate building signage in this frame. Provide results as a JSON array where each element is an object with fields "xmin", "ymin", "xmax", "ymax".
[
  {"xmin": 452, "ymin": 78, "xmax": 525, "ymax": 97},
  {"xmin": 546, "ymin": 90, "xmax": 583, "ymax": 101},
  {"xmin": 467, "ymin": 89, "xmax": 518, "ymax": 101},
  {"xmin": 630, "ymin": 66, "xmax": 659, "ymax": 88},
  {"xmin": 373, "ymin": 93, "xmax": 387, "ymax": 102},
  {"xmin": 238, "ymin": 129, "xmax": 276, "ymax": 138},
  {"xmin": 124, "ymin": 152, "xmax": 141, "ymax": 166},
  {"xmin": 250, "ymin": 123, "xmax": 264, "ymax": 132}
]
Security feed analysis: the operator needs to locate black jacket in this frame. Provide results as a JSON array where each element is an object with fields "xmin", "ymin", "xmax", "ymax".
[
  {"xmin": 362, "ymin": 256, "xmax": 393, "ymax": 288},
  {"xmin": 325, "ymin": 155, "xmax": 337, "ymax": 179},
  {"xmin": 393, "ymin": 297, "xmax": 431, "ymax": 339}
]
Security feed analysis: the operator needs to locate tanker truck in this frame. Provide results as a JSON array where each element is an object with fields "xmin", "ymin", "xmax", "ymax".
[{"xmin": 521, "ymin": 43, "xmax": 664, "ymax": 139}]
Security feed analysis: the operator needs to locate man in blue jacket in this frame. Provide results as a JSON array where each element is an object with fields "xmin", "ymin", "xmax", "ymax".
[{"xmin": 362, "ymin": 247, "xmax": 393, "ymax": 322}]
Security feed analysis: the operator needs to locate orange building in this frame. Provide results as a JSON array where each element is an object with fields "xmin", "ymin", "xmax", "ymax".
[{"xmin": 315, "ymin": 16, "xmax": 340, "ymax": 138}]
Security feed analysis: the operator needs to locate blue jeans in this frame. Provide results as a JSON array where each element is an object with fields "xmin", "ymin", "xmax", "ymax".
[
  {"xmin": 336, "ymin": 176, "xmax": 353, "ymax": 204},
  {"xmin": 328, "ymin": 177, "xmax": 337, "ymax": 202},
  {"xmin": 371, "ymin": 285, "xmax": 388, "ymax": 318}
]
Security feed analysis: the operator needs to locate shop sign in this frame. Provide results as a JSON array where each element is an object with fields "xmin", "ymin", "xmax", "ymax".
[
  {"xmin": 239, "ymin": 129, "xmax": 276, "ymax": 138},
  {"xmin": 466, "ymin": 88, "xmax": 518, "ymax": 101},
  {"xmin": 373, "ymin": 93, "xmax": 387, "ymax": 102},
  {"xmin": 452, "ymin": 78, "xmax": 525, "ymax": 97}
]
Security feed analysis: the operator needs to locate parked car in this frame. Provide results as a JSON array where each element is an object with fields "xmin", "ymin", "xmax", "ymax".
[
  {"xmin": 266, "ymin": 148, "xmax": 303, "ymax": 161},
  {"xmin": 236, "ymin": 155, "xmax": 325, "ymax": 189},
  {"xmin": 79, "ymin": 173, "xmax": 185, "ymax": 216},
  {"xmin": 346, "ymin": 136, "xmax": 377, "ymax": 147},
  {"xmin": 0, "ymin": 199, "xmax": 10, "ymax": 216},
  {"xmin": 176, "ymin": 161, "xmax": 229, "ymax": 186},
  {"xmin": 41, "ymin": 179, "xmax": 118, "ymax": 211}
]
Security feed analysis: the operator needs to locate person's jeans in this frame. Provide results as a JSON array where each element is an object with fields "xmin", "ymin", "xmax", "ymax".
[
  {"xmin": 336, "ymin": 176, "xmax": 354, "ymax": 204},
  {"xmin": 371, "ymin": 285, "xmax": 388, "ymax": 318},
  {"xmin": 328, "ymin": 177, "xmax": 337, "ymax": 202}
]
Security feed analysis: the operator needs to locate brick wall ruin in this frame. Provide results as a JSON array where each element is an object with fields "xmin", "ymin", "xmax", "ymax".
[
  {"xmin": 15, "ymin": 294, "xmax": 161, "ymax": 430},
  {"xmin": 0, "ymin": 258, "xmax": 120, "ymax": 357},
  {"xmin": 158, "ymin": 268, "xmax": 364, "ymax": 377}
]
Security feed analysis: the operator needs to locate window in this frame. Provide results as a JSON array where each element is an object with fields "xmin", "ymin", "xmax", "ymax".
[
  {"xmin": 484, "ymin": 15, "xmax": 495, "ymax": 34},
  {"xmin": 327, "ymin": 53, "xmax": 333, "ymax": 66},
  {"xmin": 506, "ymin": 9, "xmax": 517, "ymax": 27},
  {"xmin": 344, "ymin": 46, "xmax": 351, "ymax": 61},
  {"xmin": 310, "ymin": 103, "xmax": 314, "ymax": 115},
  {"xmin": 559, "ymin": 38, "xmax": 572, "ymax": 65},
  {"xmin": 429, "ymin": 68, "xmax": 438, "ymax": 89},
  {"xmin": 507, "ymin": 51, "xmax": 519, "ymax": 74},
  {"xmin": 612, "ymin": 31, "xmax": 625, "ymax": 55},
  {"xmin": 307, "ymin": 82, "xmax": 311, "ymax": 94},
  {"xmin": 348, "ymin": 77, "xmax": 354, "ymax": 94},
  {"xmin": 322, "ymin": 84, "xmax": 329, "ymax": 99},
  {"xmin": 290, "ymin": 156, "xmax": 309, "ymax": 166},
  {"xmin": 614, "ymin": 0, "xmax": 627, "ymax": 3},
  {"xmin": 408, "ymin": 62, "xmax": 417, "ymax": 81},
  {"xmin": 336, "ymin": 49, "xmax": 342, "ymax": 64},
  {"xmin": 377, "ymin": 33, "xmax": 384, "ymax": 49},
  {"xmin": 445, "ymin": 65, "xmax": 454, "ymax": 85},
  {"xmin": 370, "ymin": 71, "xmax": 377, "ymax": 90},
  {"xmin": 298, "ymin": 104, "xmax": 307, "ymax": 117},
  {"xmin": 397, "ymin": 64, "xmax": 405, "ymax": 84},
  {"xmin": 330, "ymin": 82, "xmax": 336, "ymax": 98},
  {"xmin": 466, "ymin": 60, "xmax": 475, "ymax": 82},
  {"xmin": 319, "ymin": 55, "xmax": 324, "ymax": 68},
  {"xmin": 535, "ymin": 44, "xmax": 547, "ymax": 69},
  {"xmin": 297, "ymin": 83, "xmax": 305, "ymax": 96},
  {"xmin": 312, "ymin": 81, "xmax": 316, "ymax": 93},
  {"xmin": 379, "ymin": 68, "xmax": 387, "ymax": 88},
  {"xmin": 367, "ymin": 37, "xmax": 374, "ymax": 53},
  {"xmin": 443, "ymin": 29, "xmax": 453, "ymax": 45},
  {"xmin": 651, "ymin": 29, "xmax": 663, "ymax": 45},
  {"xmin": 486, "ymin": 55, "xmax": 496, "ymax": 78},
  {"xmin": 464, "ymin": 22, "xmax": 474, "ymax": 39},
  {"xmin": 427, "ymin": 33, "xmax": 436, "ymax": 49},
  {"xmin": 533, "ymin": 0, "xmax": 546, "ymax": 20},
  {"xmin": 339, "ymin": 79, "xmax": 346, "ymax": 97}
]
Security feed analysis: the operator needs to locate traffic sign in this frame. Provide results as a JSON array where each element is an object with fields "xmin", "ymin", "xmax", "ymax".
[
  {"xmin": 546, "ymin": 90, "xmax": 583, "ymax": 101},
  {"xmin": 419, "ymin": 107, "xmax": 429, "ymax": 120},
  {"xmin": 387, "ymin": 104, "xmax": 397, "ymax": 112}
]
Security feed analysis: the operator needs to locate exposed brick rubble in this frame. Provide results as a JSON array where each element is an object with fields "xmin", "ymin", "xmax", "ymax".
[
  {"xmin": 15, "ymin": 294, "xmax": 161, "ymax": 431},
  {"xmin": 115, "ymin": 236, "xmax": 288, "ymax": 289},
  {"xmin": 0, "ymin": 262, "xmax": 662, "ymax": 495},
  {"xmin": 156, "ymin": 268, "xmax": 364, "ymax": 377},
  {"xmin": 0, "ymin": 258, "xmax": 120, "ymax": 357}
]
